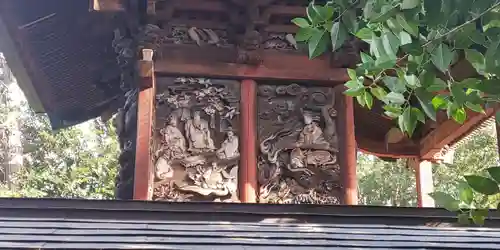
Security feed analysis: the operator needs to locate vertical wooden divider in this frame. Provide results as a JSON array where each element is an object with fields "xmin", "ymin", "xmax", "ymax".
[
  {"xmin": 341, "ymin": 89, "xmax": 358, "ymax": 205},
  {"xmin": 134, "ymin": 49, "xmax": 155, "ymax": 200},
  {"xmin": 239, "ymin": 79, "xmax": 258, "ymax": 203}
]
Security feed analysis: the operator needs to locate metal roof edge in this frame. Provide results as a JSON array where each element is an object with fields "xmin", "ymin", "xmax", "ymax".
[{"xmin": 0, "ymin": 14, "xmax": 44, "ymax": 113}]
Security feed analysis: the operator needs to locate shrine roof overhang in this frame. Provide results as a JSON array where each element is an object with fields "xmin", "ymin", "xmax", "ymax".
[
  {"xmin": 1, "ymin": 198, "xmax": 500, "ymax": 249},
  {"xmin": 0, "ymin": 0, "xmax": 126, "ymax": 129}
]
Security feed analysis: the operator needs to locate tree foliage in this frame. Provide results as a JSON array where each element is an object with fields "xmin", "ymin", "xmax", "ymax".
[
  {"xmin": 0, "ymin": 106, "xmax": 119, "ymax": 199},
  {"xmin": 293, "ymin": 0, "xmax": 500, "ymax": 136}
]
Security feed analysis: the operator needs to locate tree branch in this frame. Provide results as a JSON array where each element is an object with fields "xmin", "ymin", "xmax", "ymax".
[{"xmin": 423, "ymin": 1, "xmax": 500, "ymax": 47}]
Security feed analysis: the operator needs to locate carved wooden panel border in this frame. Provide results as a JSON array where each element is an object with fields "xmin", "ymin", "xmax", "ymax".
[
  {"xmin": 152, "ymin": 77, "xmax": 241, "ymax": 202},
  {"xmin": 257, "ymin": 82, "xmax": 343, "ymax": 204}
]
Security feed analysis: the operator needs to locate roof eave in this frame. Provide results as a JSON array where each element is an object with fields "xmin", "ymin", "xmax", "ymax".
[{"xmin": 0, "ymin": 15, "xmax": 44, "ymax": 113}]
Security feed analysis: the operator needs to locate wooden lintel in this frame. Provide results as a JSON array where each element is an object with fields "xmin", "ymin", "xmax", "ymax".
[
  {"xmin": 90, "ymin": 0, "xmax": 124, "ymax": 11},
  {"xmin": 420, "ymin": 107, "xmax": 498, "ymax": 160},
  {"xmin": 154, "ymin": 60, "xmax": 349, "ymax": 82}
]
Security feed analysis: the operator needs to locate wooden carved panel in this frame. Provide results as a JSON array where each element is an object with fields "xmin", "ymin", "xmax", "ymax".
[
  {"xmin": 153, "ymin": 77, "xmax": 240, "ymax": 202},
  {"xmin": 257, "ymin": 82, "xmax": 342, "ymax": 204}
]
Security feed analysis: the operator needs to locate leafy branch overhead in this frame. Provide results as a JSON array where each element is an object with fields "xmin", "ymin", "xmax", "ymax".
[{"xmin": 292, "ymin": 0, "xmax": 500, "ymax": 136}]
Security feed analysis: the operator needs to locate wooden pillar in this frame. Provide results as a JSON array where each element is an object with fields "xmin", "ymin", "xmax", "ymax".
[
  {"xmin": 496, "ymin": 122, "xmax": 500, "ymax": 159},
  {"xmin": 412, "ymin": 158, "xmax": 435, "ymax": 207},
  {"xmin": 133, "ymin": 49, "xmax": 155, "ymax": 200},
  {"xmin": 342, "ymin": 92, "xmax": 358, "ymax": 205},
  {"xmin": 239, "ymin": 79, "xmax": 258, "ymax": 203}
]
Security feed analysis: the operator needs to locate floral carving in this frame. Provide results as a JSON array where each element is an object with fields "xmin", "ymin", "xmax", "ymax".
[
  {"xmin": 153, "ymin": 77, "xmax": 240, "ymax": 202},
  {"xmin": 257, "ymin": 83, "xmax": 341, "ymax": 204}
]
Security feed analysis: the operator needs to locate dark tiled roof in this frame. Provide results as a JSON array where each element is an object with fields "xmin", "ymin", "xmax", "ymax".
[
  {"xmin": 0, "ymin": 0, "xmax": 124, "ymax": 129},
  {"xmin": 0, "ymin": 198, "xmax": 500, "ymax": 249}
]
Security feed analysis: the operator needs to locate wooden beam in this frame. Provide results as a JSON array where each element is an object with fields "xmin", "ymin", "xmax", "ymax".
[
  {"xmin": 133, "ymin": 50, "xmax": 156, "ymax": 200},
  {"xmin": 419, "ymin": 108, "xmax": 498, "ymax": 160},
  {"xmin": 239, "ymin": 79, "xmax": 258, "ymax": 203},
  {"xmin": 155, "ymin": 60, "xmax": 349, "ymax": 82},
  {"xmin": 410, "ymin": 158, "xmax": 435, "ymax": 208}
]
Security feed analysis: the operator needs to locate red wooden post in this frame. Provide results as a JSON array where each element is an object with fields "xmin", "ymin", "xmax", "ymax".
[
  {"xmin": 412, "ymin": 158, "xmax": 435, "ymax": 207},
  {"xmin": 134, "ymin": 49, "xmax": 155, "ymax": 200},
  {"xmin": 239, "ymin": 79, "xmax": 258, "ymax": 203},
  {"xmin": 343, "ymin": 93, "xmax": 358, "ymax": 205}
]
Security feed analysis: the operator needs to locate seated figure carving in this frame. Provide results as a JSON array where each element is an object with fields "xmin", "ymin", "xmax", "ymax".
[
  {"xmin": 185, "ymin": 110, "xmax": 216, "ymax": 153},
  {"xmin": 217, "ymin": 130, "xmax": 239, "ymax": 160},
  {"xmin": 295, "ymin": 112, "xmax": 330, "ymax": 149}
]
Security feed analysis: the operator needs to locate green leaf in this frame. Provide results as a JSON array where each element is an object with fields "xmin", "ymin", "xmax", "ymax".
[
  {"xmin": 371, "ymin": 5, "xmax": 399, "ymax": 23},
  {"xmin": 471, "ymin": 209, "xmax": 488, "ymax": 226},
  {"xmin": 487, "ymin": 167, "xmax": 500, "ymax": 184},
  {"xmin": 356, "ymin": 94, "xmax": 366, "ymax": 107},
  {"xmin": 403, "ymin": 107, "xmax": 417, "ymax": 136},
  {"xmin": 411, "ymin": 107, "xmax": 425, "ymax": 123},
  {"xmin": 370, "ymin": 86, "xmax": 388, "ymax": 101},
  {"xmin": 401, "ymin": 0, "xmax": 420, "ymax": 9},
  {"xmin": 345, "ymin": 79, "xmax": 360, "ymax": 89},
  {"xmin": 485, "ymin": 40, "xmax": 500, "ymax": 75},
  {"xmin": 314, "ymin": 5, "xmax": 334, "ymax": 21},
  {"xmin": 465, "ymin": 49, "xmax": 486, "ymax": 75},
  {"xmin": 399, "ymin": 31, "xmax": 412, "ymax": 45},
  {"xmin": 458, "ymin": 182, "xmax": 474, "ymax": 204},
  {"xmin": 342, "ymin": 10, "xmax": 359, "ymax": 33},
  {"xmin": 496, "ymin": 111, "xmax": 500, "ymax": 124},
  {"xmin": 345, "ymin": 85, "xmax": 365, "ymax": 97},
  {"xmin": 396, "ymin": 14, "xmax": 418, "ymax": 36},
  {"xmin": 457, "ymin": 213, "xmax": 470, "ymax": 225},
  {"xmin": 383, "ymin": 76, "xmax": 407, "ymax": 93},
  {"xmin": 347, "ymin": 69, "xmax": 357, "ymax": 80},
  {"xmin": 308, "ymin": 30, "xmax": 329, "ymax": 59},
  {"xmin": 295, "ymin": 27, "xmax": 315, "ymax": 42},
  {"xmin": 465, "ymin": 102, "xmax": 485, "ymax": 114},
  {"xmin": 429, "ymin": 191, "xmax": 460, "ymax": 212},
  {"xmin": 452, "ymin": 107, "xmax": 467, "ymax": 124},
  {"xmin": 381, "ymin": 31, "xmax": 400, "ymax": 59},
  {"xmin": 398, "ymin": 113, "xmax": 406, "ymax": 132},
  {"xmin": 360, "ymin": 52, "xmax": 375, "ymax": 64},
  {"xmin": 430, "ymin": 44, "xmax": 454, "ymax": 73},
  {"xmin": 291, "ymin": 18, "xmax": 310, "ymax": 28},
  {"xmin": 424, "ymin": 0, "xmax": 443, "ymax": 27},
  {"xmin": 330, "ymin": 22, "xmax": 348, "ymax": 52},
  {"xmin": 426, "ymin": 78, "xmax": 447, "ymax": 92},
  {"xmin": 465, "ymin": 175, "xmax": 500, "ymax": 195},
  {"xmin": 385, "ymin": 92, "xmax": 406, "ymax": 105},
  {"xmin": 364, "ymin": 91, "xmax": 374, "ymax": 109},
  {"xmin": 450, "ymin": 84, "xmax": 467, "ymax": 106},
  {"xmin": 415, "ymin": 88, "xmax": 437, "ymax": 121},
  {"xmin": 404, "ymin": 74, "xmax": 420, "ymax": 88},
  {"xmin": 355, "ymin": 28, "xmax": 373, "ymax": 42},
  {"xmin": 307, "ymin": 3, "xmax": 322, "ymax": 25}
]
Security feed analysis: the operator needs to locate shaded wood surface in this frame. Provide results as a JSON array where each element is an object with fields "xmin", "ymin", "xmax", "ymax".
[{"xmin": 0, "ymin": 199, "xmax": 500, "ymax": 249}]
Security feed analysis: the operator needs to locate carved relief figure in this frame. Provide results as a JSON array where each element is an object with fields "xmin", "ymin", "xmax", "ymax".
[
  {"xmin": 153, "ymin": 77, "xmax": 240, "ymax": 202},
  {"xmin": 217, "ymin": 130, "xmax": 239, "ymax": 159},
  {"xmin": 185, "ymin": 110, "xmax": 216, "ymax": 153},
  {"xmin": 296, "ymin": 112, "xmax": 329, "ymax": 148},
  {"xmin": 161, "ymin": 115, "xmax": 186, "ymax": 160},
  {"xmin": 257, "ymin": 83, "xmax": 341, "ymax": 205}
]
